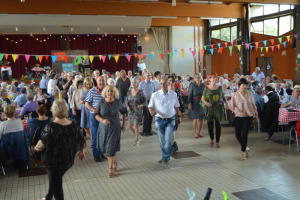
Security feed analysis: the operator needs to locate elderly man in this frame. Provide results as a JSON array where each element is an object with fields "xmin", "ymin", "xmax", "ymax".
[
  {"xmin": 19, "ymin": 93, "xmax": 38, "ymax": 118},
  {"xmin": 251, "ymin": 67, "xmax": 265, "ymax": 85},
  {"xmin": 274, "ymin": 80, "xmax": 287, "ymax": 99},
  {"xmin": 9, "ymin": 86, "xmax": 18, "ymax": 100},
  {"xmin": 138, "ymin": 72, "xmax": 157, "ymax": 136},
  {"xmin": 148, "ymin": 77, "xmax": 181, "ymax": 164},
  {"xmin": 85, "ymin": 76, "xmax": 106, "ymax": 162},
  {"xmin": 39, "ymin": 75, "xmax": 48, "ymax": 94},
  {"xmin": 15, "ymin": 88, "xmax": 27, "ymax": 107},
  {"xmin": 281, "ymin": 85, "xmax": 300, "ymax": 108}
]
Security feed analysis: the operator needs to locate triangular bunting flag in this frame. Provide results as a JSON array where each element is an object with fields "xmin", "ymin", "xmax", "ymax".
[
  {"xmin": 294, "ymin": 34, "xmax": 298, "ymax": 39},
  {"xmin": 219, "ymin": 48, "xmax": 223, "ymax": 54},
  {"xmin": 12, "ymin": 54, "xmax": 18, "ymax": 62},
  {"xmin": 45, "ymin": 56, "xmax": 49, "ymax": 61},
  {"xmin": 167, "ymin": 50, "xmax": 170, "ymax": 55},
  {"xmin": 138, "ymin": 55, "xmax": 142, "ymax": 61},
  {"xmin": 170, "ymin": 52, "xmax": 174, "ymax": 59},
  {"xmin": 149, "ymin": 54, "xmax": 153, "ymax": 60},
  {"xmin": 63, "ymin": 56, "xmax": 69, "ymax": 63},
  {"xmin": 286, "ymin": 36, "xmax": 290, "ymax": 41},
  {"xmin": 271, "ymin": 46, "xmax": 274, "ymax": 52},
  {"xmin": 134, "ymin": 53, "xmax": 138, "ymax": 58},
  {"xmin": 24, "ymin": 55, "xmax": 30, "ymax": 63},
  {"xmin": 242, "ymin": 41, "xmax": 244, "ymax": 45},
  {"xmin": 0, "ymin": 54, "xmax": 3, "ymax": 61},
  {"xmin": 16, "ymin": 55, "xmax": 19, "ymax": 60},
  {"xmin": 210, "ymin": 49, "xmax": 214, "ymax": 55},
  {"xmin": 181, "ymin": 49, "xmax": 184, "ymax": 52},
  {"xmin": 289, "ymin": 38, "xmax": 293, "ymax": 44},
  {"xmin": 255, "ymin": 47, "xmax": 258, "ymax": 51},
  {"xmin": 89, "ymin": 56, "xmax": 94, "ymax": 63},
  {"xmin": 250, "ymin": 45, "xmax": 253, "ymax": 51},
  {"xmin": 237, "ymin": 45, "xmax": 241, "ymax": 52},
  {"xmin": 174, "ymin": 49, "xmax": 178, "ymax": 54},
  {"xmin": 231, "ymin": 41, "xmax": 234, "ymax": 46},
  {"xmin": 217, "ymin": 43, "xmax": 221, "ymax": 48},
  {"xmin": 228, "ymin": 46, "xmax": 233, "ymax": 54},
  {"xmin": 142, "ymin": 53, "xmax": 146, "ymax": 58},
  {"xmin": 277, "ymin": 44, "xmax": 280, "ymax": 50},
  {"xmin": 200, "ymin": 50, "xmax": 205, "ymax": 56},
  {"xmin": 204, "ymin": 46, "xmax": 207, "ymax": 51},
  {"xmin": 51, "ymin": 56, "xmax": 57, "ymax": 63},
  {"xmin": 4, "ymin": 54, "xmax": 8, "ymax": 60},
  {"xmin": 102, "ymin": 56, "xmax": 107, "ymax": 63},
  {"xmin": 260, "ymin": 47, "xmax": 263, "ymax": 52},
  {"xmin": 270, "ymin": 39, "xmax": 274, "ymax": 45},
  {"xmin": 38, "ymin": 55, "xmax": 43, "ymax": 63},
  {"xmin": 278, "ymin": 37, "xmax": 282, "ymax": 43},
  {"xmin": 255, "ymin": 42, "xmax": 259, "ymax": 47},
  {"xmin": 196, "ymin": 47, "xmax": 200, "ymax": 51},
  {"xmin": 77, "ymin": 56, "xmax": 82, "ymax": 63},
  {"xmin": 191, "ymin": 50, "xmax": 196, "ymax": 58},
  {"xmin": 246, "ymin": 43, "xmax": 250, "ymax": 50},
  {"xmin": 181, "ymin": 51, "xmax": 185, "ymax": 58},
  {"xmin": 266, "ymin": 47, "xmax": 269, "ymax": 53},
  {"xmin": 114, "ymin": 55, "xmax": 119, "ymax": 63},
  {"xmin": 83, "ymin": 55, "xmax": 87, "ymax": 60},
  {"xmin": 210, "ymin": 45, "xmax": 214, "ymax": 49},
  {"xmin": 35, "ymin": 55, "xmax": 38, "ymax": 61},
  {"xmin": 189, "ymin": 48, "xmax": 192, "ymax": 52},
  {"xmin": 99, "ymin": 55, "xmax": 102, "ymax": 61},
  {"xmin": 159, "ymin": 53, "xmax": 164, "ymax": 60},
  {"xmin": 126, "ymin": 55, "xmax": 131, "ymax": 62},
  {"xmin": 263, "ymin": 40, "xmax": 267, "ymax": 47},
  {"xmin": 151, "ymin": 52, "xmax": 155, "ymax": 56},
  {"xmin": 108, "ymin": 55, "xmax": 111, "ymax": 60},
  {"xmin": 283, "ymin": 42, "xmax": 286, "ymax": 48},
  {"xmin": 159, "ymin": 51, "xmax": 163, "ymax": 54},
  {"xmin": 224, "ymin": 42, "xmax": 228, "ymax": 47}
]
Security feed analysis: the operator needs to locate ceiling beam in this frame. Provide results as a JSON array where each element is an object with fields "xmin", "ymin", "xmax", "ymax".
[
  {"xmin": 0, "ymin": 0, "xmax": 243, "ymax": 18},
  {"xmin": 151, "ymin": 17, "xmax": 206, "ymax": 26}
]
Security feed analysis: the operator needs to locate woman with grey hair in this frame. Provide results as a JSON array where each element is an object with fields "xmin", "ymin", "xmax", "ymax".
[
  {"xmin": 107, "ymin": 78, "xmax": 116, "ymax": 86},
  {"xmin": 126, "ymin": 78, "xmax": 146, "ymax": 146},
  {"xmin": 285, "ymin": 81, "xmax": 293, "ymax": 95}
]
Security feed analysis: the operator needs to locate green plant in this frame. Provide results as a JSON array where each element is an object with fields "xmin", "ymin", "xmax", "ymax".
[{"xmin": 0, "ymin": 61, "xmax": 10, "ymax": 66}]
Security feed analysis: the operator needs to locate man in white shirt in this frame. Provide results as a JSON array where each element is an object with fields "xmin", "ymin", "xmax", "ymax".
[
  {"xmin": 153, "ymin": 71, "xmax": 161, "ymax": 91},
  {"xmin": 148, "ymin": 77, "xmax": 181, "ymax": 164},
  {"xmin": 251, "ymin": 67, "xmax": 265, "ymax": 85}
]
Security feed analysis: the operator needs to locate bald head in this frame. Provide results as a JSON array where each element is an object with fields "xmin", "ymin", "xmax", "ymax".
[{"xmin": 97, "ymin": 76, "xmax": 106, "ymax": 89}]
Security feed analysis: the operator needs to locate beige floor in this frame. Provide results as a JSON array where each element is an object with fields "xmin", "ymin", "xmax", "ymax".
[{"xmin": 1, "ymin": 118, "xmax": 300, "ymax": 200}]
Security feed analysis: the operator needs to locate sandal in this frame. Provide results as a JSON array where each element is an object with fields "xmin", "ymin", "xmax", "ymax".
[
  {"xmin": 108, "ymin": 168, "xmax": 114, "ymax": 178},
  {"xmin": 215, "ymin": 143, "xmax": 220, "ymax": 148},
  {"xmin": 210, "ymin": 141, "xmax": 214, "ymax": 147},
  {"xmin": 241, "ymin": 152, "xmax": 246, "ymax": 161},
  {"xmin": 245, "ymin": 147, "xmax": 250, "ymax": 157},
  {"xmin": 198, "ymin": 133, "xmax": 204, "ymax": 138},
  {"xmin": 113, "ymin": 160, "xmax": 118, "ymax": 172}
]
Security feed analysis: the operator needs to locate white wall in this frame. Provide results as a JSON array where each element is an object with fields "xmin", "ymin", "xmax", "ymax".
[
  {"xmin": 169, "ymin": 26, "xmax": 195, "ymax": 76},
  {"xmin": 137, "ymin": 34, "xmax": 165, "ymax": 74}
]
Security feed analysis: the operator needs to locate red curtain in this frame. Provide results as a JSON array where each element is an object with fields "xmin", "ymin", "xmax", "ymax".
[
  {"xmin": 0, "ymin": 34, "xmax": 137, "ymax": 78},
  {"xmin": 69, "ymin": 34, "xmax": 136, "ymax": 73}
]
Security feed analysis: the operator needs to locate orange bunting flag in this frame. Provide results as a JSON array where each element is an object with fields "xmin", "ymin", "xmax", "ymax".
[
  {"xmin": 12, "ymin": 54, "xmax": 18, "ymax": 62},
  {"xmin": 137, "ymin": 54, "xmax": 142, "ymax": 60},
  {"xmin": 219, "ymin": 48, "xmax": 223, "ymax": 54},
  {"xmin": 237, "ymin": 45, "xmax": 241, "ymax": 52},
  {"xmin": 270, "ymin": 39, "xmax": 274, "ymax": 45},
  {"xmin": 134, "ymin": 53, "xmax": 138, "ymax": 58},
  {"xmin": 255, "ymin": 47, "xmax": 258, "ymax": 51},
  {"xmin": 4, "ymin": 54, "xmax": 8, "ymax": 60},
  {"xmin": 159, "ymin": 53, "xmax": 164, "ymax": 60},
  {"xmin": 289, "ymin": 38, "xmax": 293, "ymax": 44},
  {"xmin": 114, "ymin": 55, "xmax": 119, "ymax": 63},
  {"xmin": 89, "ymin": 56, "xmax": 94, "ymax": 63},
  {"xmin": 200, "ymin": 50, "xmax": 205, "ymax": 56},
  {"xmin": 99, "ymin": 55, "xmax": 102, "ymax": 61},
  {"xmin": 181, "ymin": 49, "xmax": 184, "ymax": 52},
  {"xmin": 38, "ymin": 55, "xmax": 43, "ymax": 63},
  {"xmin": 266, "ymin": 47, "xmax": 269, "ymax": 53},
  {"xmin": 277, "ymin": 44, "xmax": 280, "ymax": 50},
  {"xmin": 181, "ymin": 51, "xmax": 185, "ymax": 58},
  {"xmin": 255, "ymin": 42, "xmax": 259, "ymax": 47},
  {"xmin": 63, "ymin": 56, "xmax": 69, "ymax": 63},
  {"xmin": 224, "ymin": 42, "xmax": 228, "ymax": 47}
]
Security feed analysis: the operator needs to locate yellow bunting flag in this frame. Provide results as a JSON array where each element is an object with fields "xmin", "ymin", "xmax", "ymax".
[
  {"xmin": 83, "ymin": 55, "xmax": 87, "ymax": 60},
  {"xmin": 114, "ymin": 55, "xmax": 120, "ymax": 63},
  {"xmin": 12, "ymin": 54, "xmax": 18, "ymax": 62},
  {"xmin": 237, "ymin": 45, "xmax": 241, "ymax": 52},
  {"xmin": 266, "ymin": 47, "xmax": 269, "ymax": 53},
  {"xmin": 151, "ymin": 52, "xmax": 155, "ymax": 56},
  {"xmin": 181, "ymin": 51, "xmax": 185, "ymax": 58},
  {"xmin": 89, "ymin": 56, "xmax": 94, "ymax": 63},
  {"xmin": 286, "ymin": 36, "xmax": 290, "ymax": 42},
  {"xmin": 99, "ymin": 55, "xmax": 102, "ymax": 61},
  {"xmin": 196, "ymin": 46, "xmax": 200, "ymax": 51}
]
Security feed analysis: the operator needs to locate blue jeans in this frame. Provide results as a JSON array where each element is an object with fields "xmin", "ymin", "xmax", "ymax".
[
  {"xmin": 155, "ymin": 116, "xmax": 176, "ymax": 161},
  {"xmin": 90, "ymin": 113, "xmax": 101, "ymax": 158}
]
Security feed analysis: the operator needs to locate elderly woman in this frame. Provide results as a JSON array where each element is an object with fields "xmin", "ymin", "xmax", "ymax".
[
  {"xmin": 126, "ymin": 78, "xmax": 146, "ymax": 146},
  {"xmin": 0, "ymin": 104, "xmax": 23, "ymax": 141},
  {"xmin": 33, "ymin": 87, "xmax": 49, "ymax": 104},
  {"xmin": 68, "ymin": 75, "xmax": 82, "ymax": 103},
  {"xmin": 107, "ymin": 78, "xmax": 116, "ymax": 86},
  {"xmin": 27, "ymin": 104, "xmax": 51, "ymax": 142},
  {"xmin": 95, "ymin": 85, "xmax": 125, "ymax": 178},
  {"xmin": 285, "ymin": 81, "xmax": 293, "ymax": 95},
  {"xmin": 116, "ymin": 70, "xmax": 131, "ymax": 105},
  {"xmin": 71, "ymin": 80, "xmax": 84, "ymax": 128},
  {"xmin": 0, "ymin": 89, "xmax": 11, "ymax": 105},
  {"xmin": 34, "ymin": 99, "xmax": 86, "ymax": 200},
  {"xmin": 231, "ymin": 78, "xmax": 258, "ymax": 160},
  {"xmin": 202, "ymin": 73, "xmax": 226, "ymax": 148},
  {"xmin": 188, "ymin": 74, "xmax": 205, "ymax": 138},
  {"xmin": 9, "ymin": 86, "xmax": 18, "ymax": 100}
]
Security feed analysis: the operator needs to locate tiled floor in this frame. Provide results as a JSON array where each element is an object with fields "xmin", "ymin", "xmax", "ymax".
[{"xmin": 1, "ymin": 118, "xmax": 300, "ymax": 200}]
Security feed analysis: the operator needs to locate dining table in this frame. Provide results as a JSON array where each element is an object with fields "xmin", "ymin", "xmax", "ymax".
[{"xmin": 278, "ymin": 108, "xmax": 300, "ymax": 123}]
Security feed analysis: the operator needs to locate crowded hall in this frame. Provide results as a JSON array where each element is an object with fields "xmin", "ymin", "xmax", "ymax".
[{"xmin": 0, "ymin": 0, "xmax": 300, "ymax": 199}]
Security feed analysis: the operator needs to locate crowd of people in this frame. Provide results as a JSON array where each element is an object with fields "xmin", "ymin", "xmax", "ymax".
[{"xmin": 0, "ymin": 66, "xmax": 300, "ymax": 200}]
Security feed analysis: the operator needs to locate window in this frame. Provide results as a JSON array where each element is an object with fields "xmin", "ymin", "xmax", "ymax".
[
  {"xmin": 264, "ymin": 5, "xmax": 279, "ymax": 15},
  {"xmin": 220, "ymin": 18, "xmax": 230, "ymax": 24},
  {"xmin": 230, "ymin": 19, "xmax": 237, "ymax": 22},
  {"xmin": 251, "ymin": 21, "xmax": 264, "ymax": 34},
  {"xmin": 212, "ymin": 30, "xmax": 220, "ymax": 39},
  {"xmin": 231, "ymin": 26, "xmax": 237, "ymax": 41},
  {"xmin": 221, "ymin": 27, "xmax": 230, "ymax": 42},
  {"xmin": 210, "ymin": 19, "xmax": 220, "ymax": 26},
  {"xmin": 280, "ymin": 4, "xmax": 291, "ymax": 11},
  {"xmin": 250, "ymin": 4, "xmax": 293, "ymax": 17},
  {"xmin": 264, "ymin": 18, "xmax": 278, "ymax": 36},
  {"xmin": 250, "ymin": 6, "xmax": 263, "ymax": 17}
]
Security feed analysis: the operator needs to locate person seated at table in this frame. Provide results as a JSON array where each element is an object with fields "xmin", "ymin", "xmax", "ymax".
[
  {"xmin": 280, "ymin": 85, "xmax": 300, "ymax": 108},
  {"xmin": 284, "ymin": 81, "xmax": 293, "ymax": 96},
  {"xmin": 0, "ymin": 104, "xmax": 23, "ymax": 142},
  {"xmin": 262, "ymin": 85, "xmax": 280, "ymax": 139},
  {"xmin": 27, "ymin": 104, "xmax": 51, "ymax": 143},
  {"xmin": 27, "ymin": 84, "xmax": 37, "ymax": 96},
  {"xmin": 274, "ymin": 80, "xmax": 287, "ymax": 100},
  {"xmin": 19, "ymin": 93, "xmax": 38, "ymax": 119},
  {"xmin": 0, "ymin": 89, "xmax": 11, "ymax": 105},
  {"xmin": 9, "ymin": 86, "xmax": 18, "ymax": 100},
  {"xmin": 15, "ymin": 88, "xmax": 27, "ymax": 107},
  {"xmin": 33, "ymin": 87, "xmax": 49, "ymax": 104}
]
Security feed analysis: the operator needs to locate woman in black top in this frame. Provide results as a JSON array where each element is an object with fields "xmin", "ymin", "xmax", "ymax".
[
  {"xmin": 35, "ymin": 99, "xmax": 85, "ymax": 200},
  {"xmin": 116, "ymin": 70, "xmax": 131, "ymax": 104}
]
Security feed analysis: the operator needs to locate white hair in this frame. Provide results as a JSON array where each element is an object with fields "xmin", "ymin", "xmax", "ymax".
[
  {"xmin": 255, "ymin": 67, "xmax": 260, "ymax": 71},
  {"xmin": 107, "ymin": 78, "xmax": 116, "ymax": 86}
]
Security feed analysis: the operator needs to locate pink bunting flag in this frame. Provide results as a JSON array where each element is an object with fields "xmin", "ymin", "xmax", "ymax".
[
  {"xmin": 142, "ymin": 53, "xmax": 146, "ymax": 58},
  {"xmin": 102, "ymin": 56, "xmax": 106, "ymax": 63},
  {"xmin": 126, "ymin": 55, "xmax": 131, "ymax": 62},
  {"xmin": 294, "ymin": 34, "xmax": 298, "ymax": 39},
  {"xmin": 230, "ymin": 41, "xmax": 234, "ymax": 46},
  {"xmin": 25, "ymin": 55, "xmax": 30, "ymax": 63},
  {"xmin": 271, "ymin": 46, "xmax": 274, "ymax": 52},
  {"xmin": 189, "ymin": 48, "xmax": 192, "ymax": 52},
  {"xmin": 192, "ymin": 50, "xmax": 196, "ymax": 58},
  {"xmin": 242, "ymin": 42, "xmax": 244, "ymax": 45},
  {"xmin": 246, "ymin": 44, "xmax": 250, "ymax": 50},
  {"xmin": 16, "ymin": 55, "xmax": 19, "ymax": 60}
]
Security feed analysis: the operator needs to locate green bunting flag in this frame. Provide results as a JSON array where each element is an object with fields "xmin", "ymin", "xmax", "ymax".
[
  {"xmin": 0, "ymin": 54, "xmax": 3, "ymax": 61},
  {"xmin": 108, "ymin": 55, "xmax": 111, "ymax": 60},
  {"xmin": 35, "ymin": 55, "xmax": 39, "ymax": 61},
  {"xmin": 170, "ymin": 52, "xmax": 174, "ymax": 59},
  {"xmin": 204, "ymin": 46, "xmax": 207, "ymax": 50},
  {"xmin": 278, "ymin": 37, "xmax": 282, "ymax": 43}
]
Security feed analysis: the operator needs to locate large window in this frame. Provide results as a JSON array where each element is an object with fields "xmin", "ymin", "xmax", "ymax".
[
  {"xmin": 250, "ymin": 4, "xmax": 294, "ymax": 17},
  {"xmin": 279, "ymin": 15, "xmax": 293, "ymax": 35},
  {"xmin": 210, "ymin": 18, "xmax": 237, "ymax": 26},
  {"xmin": 212, "ymin": 30, "xmax": 220, "ymax": 39},
  {"xmin": 264, "ymin": 18, "xmax": 278, "ymax": 36},
  {"xmin": 211, "ymin": 26, "xmax": 237, "ymax": 42}
]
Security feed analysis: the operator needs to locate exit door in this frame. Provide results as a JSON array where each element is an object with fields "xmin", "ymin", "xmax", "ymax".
[{"xmin": 256, "ymin": 57, "xmax": 274, "ymax": 77}]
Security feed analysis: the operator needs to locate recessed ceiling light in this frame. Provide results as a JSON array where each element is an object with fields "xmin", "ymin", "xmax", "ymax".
[
  {"xmin": 42, "ymin": 27, "xmax": 46, "ymax": 32},
  {"xmin": 15, "ymin": 27, "xmax": 19, "ymax": 32},
  {"xmin": 121, "ymin": 28, "xmax": 124, "ymax": 32},
  {"xmin": 97, "ymin": 27, "xmax": 100, "ymax": 32},
  {"xmin": 70, "ymin": 27, "xmax": 74, "ymax": 32}
]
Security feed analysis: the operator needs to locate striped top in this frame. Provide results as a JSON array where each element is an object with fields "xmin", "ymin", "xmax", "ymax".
[{"xmin": 85, "ymin": 87, "xmax": 103, "ymax": 113}]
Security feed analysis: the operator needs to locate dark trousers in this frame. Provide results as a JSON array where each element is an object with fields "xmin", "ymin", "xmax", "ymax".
[
  {"xmin": 42, "ymin": 89, "xmax": 48, "ymax": 95},
  {"xmin": 235, "ymin": 117, "xmax": 252, "ymax": 152},
  {"xmin": 207, "ymin": 120, "xmax": 221, "ymax": 143},
  {"xmin": 74, "ymin": 109, "xmax": 81, "ymax": 126},
  {"xmin": 46, "ymin": 169, "xmax": 67, "ymax": 200},
  {"xmin": 143, "ymin": 106, "xmax": 153, "ymax": 135},
  {"xmin": 268, "ymin": 120, "xmax": 279, "ymax": 137}
]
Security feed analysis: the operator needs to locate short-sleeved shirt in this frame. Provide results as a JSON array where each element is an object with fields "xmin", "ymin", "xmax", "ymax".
[
  {"xmin": 85, "ymin": 87, "xmax": 103, "ymax": 113},
  {"xmin": 148, "ymin": 89, "xmax": 179, "ymax": 119},
  {"xmin": 15, "ymin": 94, "xmax": 27, "ymax": 106},
  {"xmin": 251, "ymin": 71, "xmax": 265, "ymax": 84},
  {"xmin": 138, "ymin": 80, "xmax": 156, "ymax": 101},
  {"xmin": 282, "ymin": 95, "xmax": 300, "ymax": 108},
  {"xmin": 20, "ymin": 101, "xmax": 38, "ymax": 115}
]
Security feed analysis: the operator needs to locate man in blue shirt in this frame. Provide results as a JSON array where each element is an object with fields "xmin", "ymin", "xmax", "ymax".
[
  {"xmin": 251, "ymin": 67, "xmax": 265, "ymax": 85},
  {"xmin": 39, "ymin": 75, "xmax": 48, "ymax": 94},
  {"xmin": 15, "ymin": 88, "xmax": 27, "ymax": 107}
]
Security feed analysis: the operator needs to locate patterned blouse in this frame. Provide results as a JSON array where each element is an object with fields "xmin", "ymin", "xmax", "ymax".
[{"xmin": 231, "ymin": 91, "xmax": 258, "ymax": 118}]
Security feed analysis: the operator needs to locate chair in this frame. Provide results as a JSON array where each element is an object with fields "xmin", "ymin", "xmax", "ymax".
[
  {"xmin": 0, "ymin": 131, "xmax": 30, "ymax": 175},
  {"xmin": 30, "ymin": 127, "xmax": 44, "ymax": 166},
  {"xmin": 22, "ymin": 111, "xmax": 38, "ymax": 120},
  {"xmin": 289, "ymin": 127, "xmax": 300, "ymax": 151}
]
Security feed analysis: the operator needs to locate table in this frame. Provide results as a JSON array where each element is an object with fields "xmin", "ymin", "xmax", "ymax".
[
  {"xmin": 31, "ymin": 67, "xmax": 46, "ymax": 79},
  {"xmin": 23, "ymin": 122, "xmax": 30, "ymax": 135},
  {"xmin": 278, "ymin": 108, "xmax": 300, "ymax": 123}
]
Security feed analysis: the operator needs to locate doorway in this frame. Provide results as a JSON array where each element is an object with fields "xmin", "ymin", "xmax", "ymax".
[{"xmin": 256, "ymin": 57, "xmax": 274, "ymax": 77}]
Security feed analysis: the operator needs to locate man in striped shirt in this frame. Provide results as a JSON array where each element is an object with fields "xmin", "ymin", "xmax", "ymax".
[{"xmin": 85, "ymin": 76, "xmax": 106, "ymax": 162}]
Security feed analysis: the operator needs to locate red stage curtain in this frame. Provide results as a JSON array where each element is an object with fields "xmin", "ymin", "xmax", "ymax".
[{"xmin": 69, "ymin": 34, "xmax": 136, "ymax": 73}]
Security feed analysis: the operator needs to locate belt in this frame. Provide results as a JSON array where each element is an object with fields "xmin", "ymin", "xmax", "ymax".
[
  {"xmin": 193, "ymin": 97, "xmax": 201, "ymax": 99},
  {"xmin": 157, "ymin": 116, "xmax": 174, "ymax": 121}
]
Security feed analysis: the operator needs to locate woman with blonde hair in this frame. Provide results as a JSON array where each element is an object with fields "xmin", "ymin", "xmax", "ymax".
[
  {"xmin": 68, "ymin": 75, "xmax": 82, "ymax": 104},
  {"xmin": 80, "ymin": 77, "xmax": 94, "ymax": 142},
  {"xmin": 95, "ymin": 85, "xmax": 125, "ymax": 178}
]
